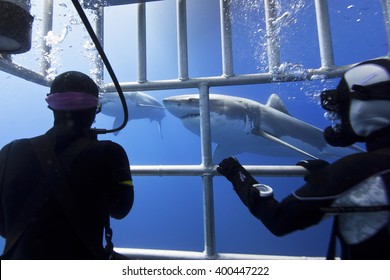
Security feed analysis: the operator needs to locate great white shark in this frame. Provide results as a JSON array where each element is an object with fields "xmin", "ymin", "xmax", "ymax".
[
  {"xmin": 100, "ymin": 91, "xmax": 165, "ymax": 136},
  {"xmin": 163, "ymin": 93, "xmax": 364, "ymax": 162}
]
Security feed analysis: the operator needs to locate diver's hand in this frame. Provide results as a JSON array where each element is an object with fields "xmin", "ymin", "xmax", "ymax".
[
  {"xmin": 217, "ymin": 157, "xmax": 257, "ymax": 186},
  {"xmin": 296, "ymin": 159, "xmax": 329, "ymax": 173},
  {"xmin": 217, "ymin": 157, "xmax": 243, "ymax": 183},
  {"xmin": 218, "ymin": 157, "xmax": 266, "ymax": 209},
  {"xmin": 296, "ymin": 159, "xmax": 329, "ymax": 181}
]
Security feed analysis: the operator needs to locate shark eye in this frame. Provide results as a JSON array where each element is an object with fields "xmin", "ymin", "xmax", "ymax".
[{"xmin": 187, "ymin": 98, "xmax": 199, "ymax": 104}]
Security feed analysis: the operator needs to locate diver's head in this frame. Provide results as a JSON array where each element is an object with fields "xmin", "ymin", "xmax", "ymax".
[
  {"xmin": 320, "ymin": 58, "xmax": 390, "ymax": 147},
  {"xmin": 47, "ymin": 71, "xmax": 100, "ymax": 130}
]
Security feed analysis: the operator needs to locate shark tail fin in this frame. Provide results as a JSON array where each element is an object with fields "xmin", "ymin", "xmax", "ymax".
[{"xmin": 113, "ymin": 116, "xmax": 124, "ymax": 136}]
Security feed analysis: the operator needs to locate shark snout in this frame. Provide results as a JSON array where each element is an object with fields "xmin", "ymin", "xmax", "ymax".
[
  {"xmin": 163, "ymin": 96, "xmax": 201, "ymax": 119},
  {"xmin": 163, "ymin": 100, "xmax": 184, "ymax": 118}
]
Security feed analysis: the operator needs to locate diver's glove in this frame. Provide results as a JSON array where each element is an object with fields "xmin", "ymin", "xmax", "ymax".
[
  {"xmin": 296, "ymin": 159, "xmax": 329, "ymax": 181},
  {"xmin": 217, "ymin": 157, "xmax": 273, "ymax": 209},
  {"xmin": 217, "ymin": 157, "xmax": 257, "ymax": 185}
]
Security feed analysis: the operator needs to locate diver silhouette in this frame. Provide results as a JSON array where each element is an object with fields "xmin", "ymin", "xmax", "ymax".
[
  {"xmin": 218, "ymin": 58, "xmax": 390, "ymax": 259},
  {"xmin": 0, "ymin": 71, "xmax": 134, "ymax": 259}
]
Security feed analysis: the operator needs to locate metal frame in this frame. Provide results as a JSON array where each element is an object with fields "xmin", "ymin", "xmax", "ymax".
[{"xmin": 1, "ymin": 0, "xmax": 390, "ymax": 259}]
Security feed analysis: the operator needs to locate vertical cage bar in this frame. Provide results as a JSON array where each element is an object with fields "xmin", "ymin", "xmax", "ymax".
[
  {"xmin": 202, "ymin": 172, "xmax": 216, "ymax": 259},
  {"xmin": 93, "ymin": 7, "xmax": 104, "ymax": 83},
  {"xmin": 220, "ymin": 0, "xmax": 234, "ymax": 77},
  {"xmin": 264, "ymin": 0, "xmax": 280, "ymax": 72},
  {"xmin": 314, "ymin": 0, "xmax": 335, "ymax": 68},
  {"xmin": 40, "ymin": 0, "xmax": 54, "ymax": 76},
  {"xmin": 177, "ymin": 0, "xmax": 189, "ymax": 80},
  {"xmin": 198, "ymin": 84, "xmax": 216, "ymax": 258},
  {"xmin": 381, "ymin": 0, "xmax": 390, "ymax": 56},
  {"xmin": 199, "ymin": 84, "xmax": 213, "ymax": 168},
  {"xmin": 137, "ymin": 2, "xmax": 147, "ymax": 83}
]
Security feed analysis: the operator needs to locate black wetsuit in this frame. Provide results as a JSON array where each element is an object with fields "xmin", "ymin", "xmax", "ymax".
[
  {"xmin": 0, "ymin": 127, "xmax": 134, "ymax": 259},
  {"xmin": 244, "ymin": 127, "xmax": 390, "ymax": 259}
]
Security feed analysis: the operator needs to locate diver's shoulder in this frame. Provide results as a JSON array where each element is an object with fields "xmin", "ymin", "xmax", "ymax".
[
  {"xmin": 2, "ymin": 137, "xmax": 34, "ymax": 149},
  {"xmin": 97, "ymin": 140, "xmax": 127, "ymax": 154},
  {"xmin": 333, "ymin": 149, "xmax": 390, "ymax": 167}
]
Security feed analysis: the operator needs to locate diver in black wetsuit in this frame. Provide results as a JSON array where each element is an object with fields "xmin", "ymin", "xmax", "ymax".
[
  {"xmin": 0, "ymin": 71, "xmax": 134, "ymax": 259},
  {"xmin": 217, "ymin": 58, "xmax": 390, "ymax": 259}
]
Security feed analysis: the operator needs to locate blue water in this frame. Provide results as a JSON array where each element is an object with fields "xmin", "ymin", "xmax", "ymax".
[{"xmin": 0, "ymin": 0, "xmax": 388, "ymax": 257}]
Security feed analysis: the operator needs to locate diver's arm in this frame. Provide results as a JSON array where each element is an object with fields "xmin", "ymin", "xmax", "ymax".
[
  {"xmin": 217, "ymin": 157, "xmax": 327, "ymax": 236},
  {"xmin": 249, "ymin": 193, "xmax": 326, "ymax": 236},
  {"xmin": 0, "ymin": 143, "xmax": 11, "ymax": 237},
  {"xmin": 109, "ymin": 178, "xmax": 134, "ymax": 219},
  {"xmin": 217, "ymin": 157, "xmax": 265, "ymax": 209},
  {"xmin": 108, "ymin": 143, "xmax": 134, "ymax": 219}
]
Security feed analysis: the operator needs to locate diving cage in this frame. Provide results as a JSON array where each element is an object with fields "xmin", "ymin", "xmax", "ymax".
[{"xmin": 1, "ymin": 0, "xmax": 390, "ymax": 259}]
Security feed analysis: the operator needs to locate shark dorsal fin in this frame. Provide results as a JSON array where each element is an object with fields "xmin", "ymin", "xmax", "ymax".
[{"xmin": 265, "ymin": 94, "xmax": 290, "ymax": 115}]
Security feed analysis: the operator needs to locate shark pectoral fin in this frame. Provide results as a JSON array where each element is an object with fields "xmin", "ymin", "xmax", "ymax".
[
  {"xmin": 148, "ymin": 119, "xmax": 164, "ymax": 139},
  {"xmin": 157, "ymin": 120, "xmax": 163, "ymax": 139},
  {"xmin": 258, "ymin": 131, "xmax": 319, "ymax": 160},
  {"xmin": 113, "ymin": 116, "xmax": 124, "ymax": 136}
]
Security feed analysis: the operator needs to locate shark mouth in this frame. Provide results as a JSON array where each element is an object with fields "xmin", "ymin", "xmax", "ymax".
[{"xmin": 181, "ymin": 113, "xmax": 200, "ymax": 120}]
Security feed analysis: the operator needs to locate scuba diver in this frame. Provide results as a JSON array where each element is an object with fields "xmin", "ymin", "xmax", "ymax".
[
  {"xmin": 217, "ymin": 58, "xmax": 390, "ymax": 259},
  {"xmin": 0, "ymin": 71, "xmax": 134, "ymax": 259}
]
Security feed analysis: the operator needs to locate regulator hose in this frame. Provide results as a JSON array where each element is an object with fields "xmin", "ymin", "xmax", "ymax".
[{"xmin": 71, "ymin": 0, "xmax": 128, "ymax": 134}]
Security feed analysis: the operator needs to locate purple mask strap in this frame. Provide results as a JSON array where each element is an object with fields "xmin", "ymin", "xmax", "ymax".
[{"xmin": 46, "ymin": 91, "xmax": 98, "ymax": 111}]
